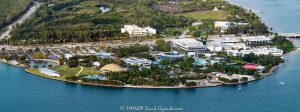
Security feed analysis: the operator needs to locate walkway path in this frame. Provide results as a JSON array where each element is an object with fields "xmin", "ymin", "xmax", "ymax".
[
  {"xmin": 178, "ymin": 30, "xmax": 190, "ymax": 38},
  {"xmin": 75, "ymin": 66, "xmax": 84, "ymax": 76}
]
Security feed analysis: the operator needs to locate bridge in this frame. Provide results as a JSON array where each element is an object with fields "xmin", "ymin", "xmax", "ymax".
[{"xmin": 280, "ymin": 32, "xmax": 300, "ymax": 38}]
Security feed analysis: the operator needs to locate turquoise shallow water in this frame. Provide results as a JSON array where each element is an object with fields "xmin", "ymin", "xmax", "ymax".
[{"xmin": 1, "ymin": 0, "xmax": 300, "ymax": 112}]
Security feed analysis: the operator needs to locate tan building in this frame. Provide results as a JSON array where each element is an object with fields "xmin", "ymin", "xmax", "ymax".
[{"xmin": 100, "ymin": 64, "xmax": 124, "ymax": 73}]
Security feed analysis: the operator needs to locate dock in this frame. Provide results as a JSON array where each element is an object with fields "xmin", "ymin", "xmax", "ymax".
[{"xmin": 280, "ymin": 32, "xmax": 300, "ymax": 38}]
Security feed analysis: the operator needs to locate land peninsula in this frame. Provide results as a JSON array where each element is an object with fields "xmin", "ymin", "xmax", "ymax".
[{"xmin": 0, "ymin": 0, "xmax": 295, "ymax": 88}]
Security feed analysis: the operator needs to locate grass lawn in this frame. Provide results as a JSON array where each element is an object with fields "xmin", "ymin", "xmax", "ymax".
[
  {"xmin": 52, "ymin": 65, "xmax": 102, "ymax": 77},
  {"xmin": 176, "ymin": 10, "xmax": 230, "ymax": 20},
  {"xmin": 52, "ymin": 65, "xmax": 81, "ymax": 77},
  {"xmin": 79, "ymin": 67, "xmax": 102, "ymax": 76},
  {"xmin": 26, "ymin": 66, "xmax": 102, "ymax": 81}
]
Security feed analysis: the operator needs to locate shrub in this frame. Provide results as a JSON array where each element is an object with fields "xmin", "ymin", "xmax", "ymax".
[
  {"xmin": 185, "ymin": 81, "xmax": 197, "ymax": 87},
  {"xmin": 241, "ymin": 77, "xmax": 248, "ymax": 82}
]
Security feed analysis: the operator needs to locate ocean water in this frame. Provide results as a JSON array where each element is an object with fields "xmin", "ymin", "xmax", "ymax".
[
  {"xmin": 1, "ymin": 0, "xmax": 300, "ymax": 112},
  {"xmin": 227, "ymin": 0, "xmax": 300, "ymax": 33}
]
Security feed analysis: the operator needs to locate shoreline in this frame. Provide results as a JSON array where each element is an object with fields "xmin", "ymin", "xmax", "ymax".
[
  {"xmin": 22, "ymin": 57, "xmax": 289, "ymax": 89},
  {"xmin": 15, "ymin": 38, "xmax": 298, "ymax": 89},
  {"xmin": 1, "ymin": 0, "xmax": 295, "ymax": 89},
  {"xmin": 19, "ymin": 42, "xmax": 296, "ymax": 89},
  {"xmin": 22, "ymin": 63, "xmax": 284, "ymax": 89},
  {"xmin": 24, "ymin": 68, "xmax": 223, "ymax": 89}
]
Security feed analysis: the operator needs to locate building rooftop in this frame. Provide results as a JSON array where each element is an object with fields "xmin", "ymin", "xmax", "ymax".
[
  {"xmin": 241, "ymin": 36, "xmax": 272, "ymax": 41},
  {"xmin": 100, "ymin": 64, "xmax": 123, "ymax": 73},
  {"xmin": 158, "ymin": 52, "xmax": 185, "ymax": 58},
  {"xmin": 209, "ymin": 37, "xmax": 241, "ymax": 43},
  {"xmin": 171, "ymin": 38, "xmax": 204, "ymax": 47},
  {"xmin": 242, "ymin": 64, "xmax": 258, "ymax": 69}
]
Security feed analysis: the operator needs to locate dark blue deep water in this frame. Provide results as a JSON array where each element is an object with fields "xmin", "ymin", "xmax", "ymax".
[
  {"xmin": 2, "ymin": 51, "xmax": 300, "ymax": 112},
  {"xmin": 1, "ymin": 0, "xmax": 300, "ymax": 112}
]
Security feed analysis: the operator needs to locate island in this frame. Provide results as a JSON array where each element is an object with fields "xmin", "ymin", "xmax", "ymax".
[{"xmin": 0, "ymin": 0, "xmax": 295, "ymax": 88}]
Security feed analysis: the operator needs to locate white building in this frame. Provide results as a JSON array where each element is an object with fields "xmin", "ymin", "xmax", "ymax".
[
  {"xmin": 192, "ymin": 21, "xmax": 202, "ymax": 26},
  {"xmin": 64, "ymin": 54, "xmax": 74, "ymax": 59},
  {"xmin": 157, "ymin": 51, "xmax": 185, "ymax": 61},
  {"xmin": 93, "ymin": 62, "xmax": 101, "ymax": 67},
  {"xmin": 8, "ymin": 60, "xmax": 19, "ymax": 66},
  {"xmin": 124, "ymin": 57, "xmax": 152, "ymax": 68},
  {"xmin": 95, "ymin": 51, "xmax": 111, "ymax": 59},
  {"xmin": 87, "ymin": 49, "xmax": 97, "ymax": 54},
  {"xmin": 241, "ymin": 36, "xmax": 272, "ymax": 46},
  {"xmin": 214, "ymin": 21, "xmax": 231, "ymax": 32},
  {"xmin": 121, "ymin": 25, "xmax": 156, "ymax": 37},
  {"xmin": 206, "ymin": 42, "xmax": 223, "ymax": 52},
  {"xmin": 171, "ymin": 38, "xmax": 206, "ymax": 52},
  {"xmin": 227, "ymin": 47, "xmax": 283, "ymax": 57},
  {"xmin": 209, "ymin": 37, "xmax": 241, "ymax": 44},
  {"xmin": 212, "ymin": 7, "xmax": 219, "ymax": 11},
  {"xmin": 221, "ymin": 43, "xmax": 248, "ymax": 50}
]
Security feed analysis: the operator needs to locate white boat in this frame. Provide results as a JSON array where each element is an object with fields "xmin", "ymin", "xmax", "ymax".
[{"xmin": 279, "ymin": 82, "xmax": 285, "ymax": 85}]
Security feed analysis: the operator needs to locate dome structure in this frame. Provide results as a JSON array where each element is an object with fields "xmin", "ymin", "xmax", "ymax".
[{"xmin": 100, "ymin": 64, "xmax": 123, "ymax": 73}]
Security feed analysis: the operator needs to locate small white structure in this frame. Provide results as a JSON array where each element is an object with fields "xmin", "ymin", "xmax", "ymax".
[
  {"xmin": 234, "ymin": 22, "xmax": 249, "ymax": 26},
  {"xmin": 87, "ymin": 49, "xmax": 97, "ymax": 54},
  {"xmin": 192, "ymin": 22, "xmax": 202, "ymax": 26},
  {"xmin": 214, "ymin": 21, "xmax": 231, "ymax": 32},
  {"xmin": 8, "ymin": 60, "xmax": 19, "ymax": 65},
  {"xmin": 213, "ymin": 7, "xmax": 219, "ymax": 11},
  {"xmin": 121, "ymin": 25, "xmax": 156, "ymax": 37},
  {"xmin": 93, "ymin": 61, "xmax": 101, "ymax": 67},
  {"xmin": 64, "ymin": 54, "xmax": 74, "ymax": 59},
  {"xmin": 95, "ymin": 51, "xmax": 111, "ymax": 59},
  {"xmin": 124, "ymin": 57, "xmax": 152, "ymax": 67},
  {"xmin": 39, "ymin": 68, "xmax": 60, "ymax": 77},
  {"xmin": 170, "ymin": 38, "xmax": 206, "ymax": 52},
  {"xmin": 187, "ymin": 52, "xmax": 196, "ymax": 57}
]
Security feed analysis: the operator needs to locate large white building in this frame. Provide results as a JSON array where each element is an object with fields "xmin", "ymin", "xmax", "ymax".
[
  {"xmin": 209, "ymin": 37, "xmax": 241, "ymax": 44},
  {"xmin": 227, "ymin": 47, "xmax": 283, "ymax": 57},
  {"xmin": 241, "ymin": 36, "xmax": 272, "ymax": 46},
  {"xmin": 124, "ymin": 57, "xmax": 152, "ymax": 68},
  {"xmin": 121, "ymin": 25, "xmax": 156, "ymax": 37},
  {"xmin": 170, "ymin": 38, "xmax": 206, "ymax": 52}
]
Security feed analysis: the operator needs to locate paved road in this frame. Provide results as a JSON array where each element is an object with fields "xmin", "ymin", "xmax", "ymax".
[{"xmin": 0, "ymin": 2, "xmax": 41, "ymax": 39}]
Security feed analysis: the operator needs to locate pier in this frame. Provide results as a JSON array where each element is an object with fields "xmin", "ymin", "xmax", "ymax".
[{"xmin": 280, "ymin": 32, "xmax": 300, "ymax": 38}]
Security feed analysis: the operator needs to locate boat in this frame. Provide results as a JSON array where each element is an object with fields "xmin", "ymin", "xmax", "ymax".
[{"xmin": 279, "ymin": 82, "xmax": 285, "ymax": 85}]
